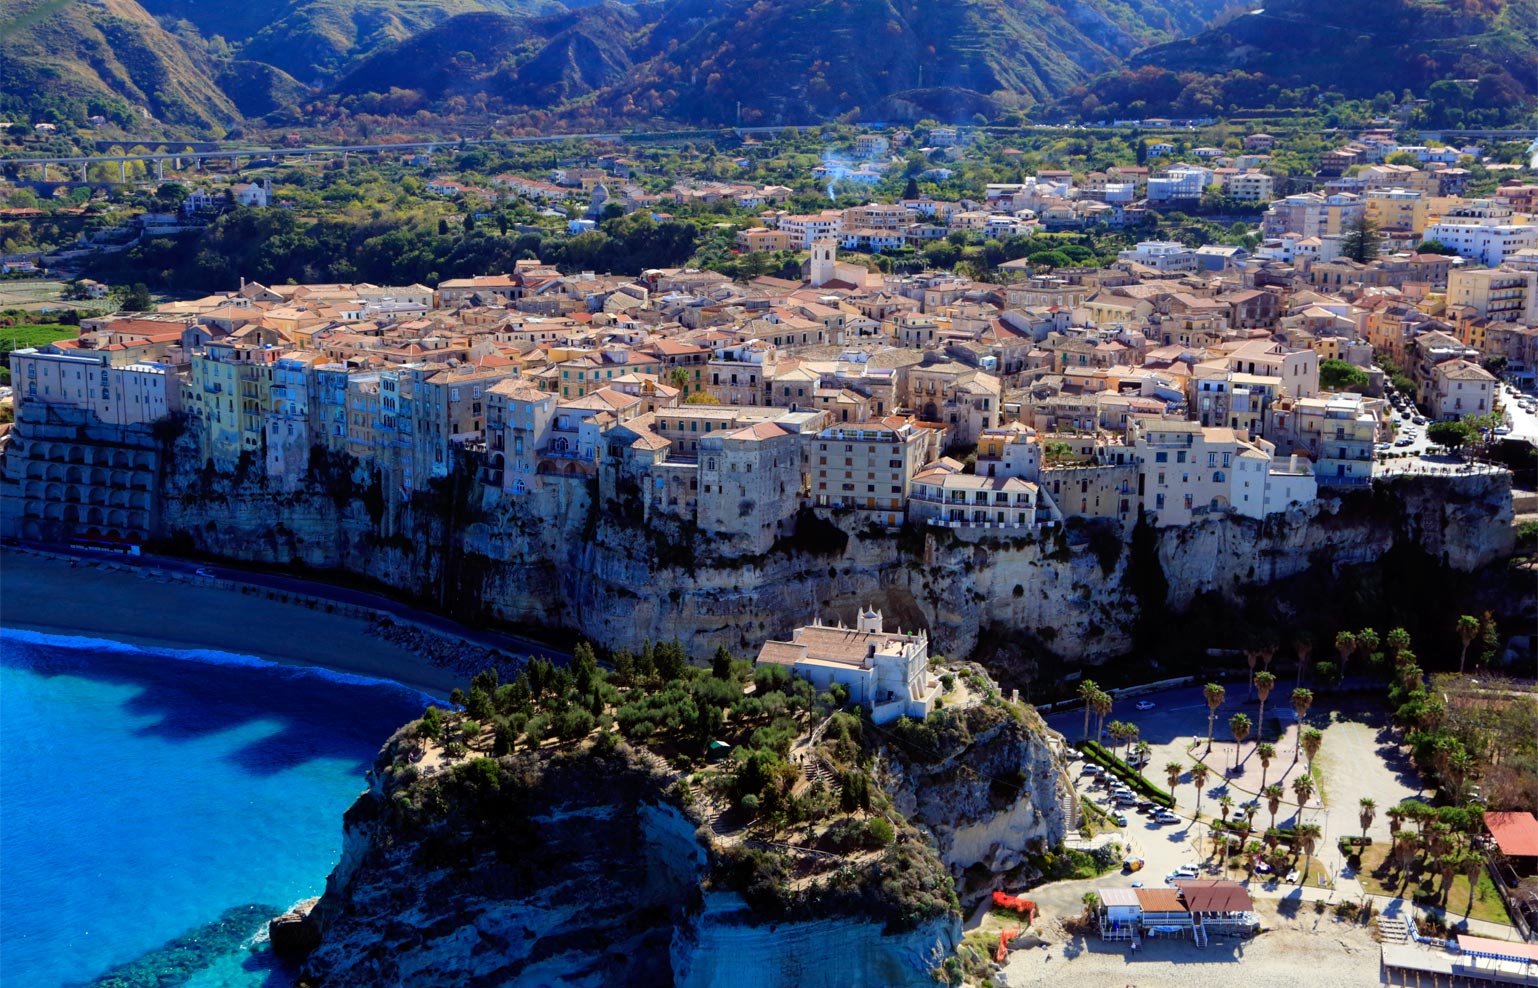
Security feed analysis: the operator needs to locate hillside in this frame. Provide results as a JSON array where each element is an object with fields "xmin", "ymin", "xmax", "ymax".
[
  {"xmin": 4, "ymin": 0, "xmax": 1246, "ymax": 136},
  {"xmin": 325, "ymin": 0, "xmax": 1246, "ymax": 127},
  {"xmin": 0, "ymin": 0, "xmax": 241, "ymax": 133},
  {"xmin": 137, "ymin": 0, "xmax": 567, "ymax": 85},
  {"xmin": 1061, "ymin": 0, "xmax": 1538, "ymax": 124}
]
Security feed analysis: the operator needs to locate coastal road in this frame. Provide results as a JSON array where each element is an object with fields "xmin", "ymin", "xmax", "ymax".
[{"xmin": 10, "ymin": 540, "xmax": 571, "ymax": 666}]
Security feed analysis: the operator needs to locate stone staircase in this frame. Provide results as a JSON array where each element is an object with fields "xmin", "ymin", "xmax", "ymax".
[
  {"xmin": 1378, "ymin": 917, "xmax": 1411, "ymax": 943},
  {"xmin": 1058, "ymin": 786, "xmax": 1080, "ymax": 831}
]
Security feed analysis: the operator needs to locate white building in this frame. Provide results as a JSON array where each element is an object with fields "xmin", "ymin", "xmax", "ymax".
[
  {"xmin": 1118, "ymin": 241, "xmax": 1199, "ymax": 273},
  {"xmin": 10, "ymin": 348, "xmax": 181, "ymax": 427},
  {"xmin": 755, "ymin": 608, "xmax": 939, "ymax": 724},
  {"xmin": 1424, "ymin": 204, "xmax": 1538, "ymax": 267},
  {"xmin": 1131, "ymin": 418, "xmax": 1315, "ymax": 526}
]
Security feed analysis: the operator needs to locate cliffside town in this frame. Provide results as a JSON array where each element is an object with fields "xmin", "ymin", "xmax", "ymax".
[{"xmin": 0, "ymin": 195, "xmax": 1523, "ymax": 669}]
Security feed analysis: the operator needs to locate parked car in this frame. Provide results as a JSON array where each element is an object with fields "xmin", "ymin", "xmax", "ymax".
[
  {"xmin": 1112, "ymin": 812, "xmax": 1128, "ymax": 826},
  {"xmin": 1167, "ymin": 865, "xmax": 1201, "ymax": 882},
  {"xmin": 1135, "ymin": 700, "xmax": 1156, "ymax": 711},
  {"xmin": 1154, "ymin": 810, "xmax": 1180, "ymax": 824}
]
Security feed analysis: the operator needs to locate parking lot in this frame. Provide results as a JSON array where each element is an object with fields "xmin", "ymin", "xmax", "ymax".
[{"xmin": 1046, "ymin": 682, "xmax": 1426, "ymax": 885}]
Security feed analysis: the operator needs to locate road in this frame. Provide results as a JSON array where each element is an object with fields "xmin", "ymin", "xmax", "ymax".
[
  {"xmin": 1498, "ymin": 383, "xmax": 1538, "ymax": 443},
  {"xmin": 10, "ymin": 540, "xmax": 570, "ymax": 665}
]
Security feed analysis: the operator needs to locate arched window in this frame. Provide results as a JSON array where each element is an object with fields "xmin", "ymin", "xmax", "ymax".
[{"xmin": 1213, "ymin": 470, "xmax": 1226, "ymax": 482}]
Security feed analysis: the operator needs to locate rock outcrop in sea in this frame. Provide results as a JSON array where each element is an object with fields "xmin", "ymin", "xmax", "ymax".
[{"xmin": 288, "ymin": 664, "xmax": 1070, "ymax": 986}]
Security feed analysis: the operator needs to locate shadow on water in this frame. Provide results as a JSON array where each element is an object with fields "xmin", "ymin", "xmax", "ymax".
[
  {"xmin": 2, "ymin": 634, "xmax": 428, "ymax": 776},
  {"xmin": 75, "ymin": 904, "xmax": 284, "ymax": 988}
]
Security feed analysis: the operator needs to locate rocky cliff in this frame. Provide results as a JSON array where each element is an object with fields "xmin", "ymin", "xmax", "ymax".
[
  {"xmin": 153, "ymin": 438, "xmax": 1517, "ymax": 677},
  {"xmin": 298, "ymin": 727, "xmax": 962, "ymax": 988},
  {"xmin": 882, "ymin": 674, "xmax": 1075, "ymax": 880}
]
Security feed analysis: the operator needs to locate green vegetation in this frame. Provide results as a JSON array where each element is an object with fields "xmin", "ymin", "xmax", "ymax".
[
  {"xmin": 1076, "ymin": 739, "xmax": 1175, "ymax": 807},
  {"xmin": 388, "ymin": 642, "xmax": 963, "ymax": 933},
  {"xmin": 1065, "ymin": 0, "xmax": 1537, "ymax": 128},
  {"xmin": 0, "ymin": 309, "xmax": 81, "ymax": 385},
  {"xmin": 1319, "ymin": 359, "xmax": 1370, "ymax": 395},
  {"xmin": 1356, "ymin": 819, "xmax": 1510, "ymax": 926},
  {"xmin": 1427, "ymin": 419, "xmax": 1477, "ymax": 451}
]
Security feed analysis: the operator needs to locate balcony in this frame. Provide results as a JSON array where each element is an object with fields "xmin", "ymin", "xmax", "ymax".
[
  {"xmin": 926, "ymin": 515, "xmax": 1039, "ymax": 531},
  {"xmin": 541, "ymin": 446, "xmax": 595, "ymax": 461}
]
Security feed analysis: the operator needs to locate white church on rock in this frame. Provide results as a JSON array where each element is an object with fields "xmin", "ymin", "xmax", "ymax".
[{"xmin": 754, "ymin": 607, "xmax": 940, "ymax": 724}]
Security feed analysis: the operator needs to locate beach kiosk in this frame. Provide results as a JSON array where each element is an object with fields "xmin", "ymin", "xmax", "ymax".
[{"xmin": 1098, "ymin": 888, "xmax": 1142, "ymax": 941}]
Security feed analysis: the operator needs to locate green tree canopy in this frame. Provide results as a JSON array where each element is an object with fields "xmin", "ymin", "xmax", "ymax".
[{"xmin": 1320, "ymin": 359, "xmax": 1370, "ymax": 394}]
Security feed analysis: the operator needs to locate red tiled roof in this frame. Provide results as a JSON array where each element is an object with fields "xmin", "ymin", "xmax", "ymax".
[{"xmin": 1486, "ymin": 812, "xmax": 1538, "ymax": 858}]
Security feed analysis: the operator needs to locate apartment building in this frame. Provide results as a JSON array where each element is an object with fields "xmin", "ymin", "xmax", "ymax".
[
  {"xmin": 1265, "ymin": 393, "xmax": 1378, "ymax": 487},
  {"xmin": 1131, "ymin": 419, "xmax": 1311, "ymax": 526},
  {"xmin": 1262, "ymin": 193, "xmax": 1364, "ymax": 239},
  {"xmin": 190, "ymin": 341, "xmax": 281, "ymax": 467},
  {"xmin": 9, "ymin": 347, "xmax": 181, "ymax": 429},
  {"xmin": 1424, "ymin": 200, "xmax": 1538, "ymax": 266},
  {"xmin": 1428, "ymin": 360, "xmax": 1496, "ymax": 421},
  {"xmin": 1447, "ymin": 267, "xmax": 1538, "ymax": 323},
  {"xmin": 808, "ymin": 419, "xmax": 928, "ymax": 526}
]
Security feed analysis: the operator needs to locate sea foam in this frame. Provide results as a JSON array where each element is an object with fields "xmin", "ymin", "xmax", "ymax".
[{"xmin": 0, "ymin": 626, "xmax": 440, "ymax": 707}]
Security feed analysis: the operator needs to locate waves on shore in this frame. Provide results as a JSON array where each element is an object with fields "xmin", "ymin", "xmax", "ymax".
[
  {"xmin": 1, "ymin": 626, "xmax": 441, "ymax": 707},
  {"xmin": 0, "ymin": 629, "xmax": 430, "ymax": 988}
]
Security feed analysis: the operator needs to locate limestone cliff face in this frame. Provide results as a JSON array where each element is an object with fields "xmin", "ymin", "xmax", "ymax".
[
  {"xmin": 301, "ymin": 734, "xmax": 959, "ymax": 988},
  {"xmin": 153, "ymin": 440, "xmax": 1516, "ymax": 668},
  {"xmin": 671, "ymin": 893, "xmax": 957, "ymax": 988},
  {"xmin": 883, "ymin": 680, "xmax": 1075, "ymax": 877}
]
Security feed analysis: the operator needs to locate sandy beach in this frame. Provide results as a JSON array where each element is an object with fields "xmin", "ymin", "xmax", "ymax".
[
  {"xmin": 999, "ymin": 900, "xmax": 1383, "ymax": 988},
  {"xmin": 0, "ymin": 549, "xmax": 466, "ymax": 698}
]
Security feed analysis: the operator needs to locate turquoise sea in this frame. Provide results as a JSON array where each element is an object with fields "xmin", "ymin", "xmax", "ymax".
[{"xmin": 0, "ymin": 629, "xmax": 431, "ymax": 988}]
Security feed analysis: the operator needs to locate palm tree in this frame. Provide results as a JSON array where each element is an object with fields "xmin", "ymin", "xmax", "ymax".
[
  {"xmin": 1082, "ymin": 890, "xmax": 1100, "ymax": 920},
  {"xmin": 1244, "ymin": 649, "xmax": 1259, "ymax": 693},
  {"xmin": 1203, "ymin": 682, "xmax": 1226, "ymax": 753},
  {"xmin": 1166, "ymin": 761, "xmax": 1184, "ymax": 806},
  {"xmin": 1257, "ymin": 742, "xmax": 1276, "ymax": 788},
  {"xmin": 1263, "ymin": 784, "xmax": 1284, "ymax": 830},
  {"xmin": 1124, "ymin": 721, "xmax": 1140, "ymax": 762},
  {"xmin": 1293, "ymin": 631, "xmax": 1313, "ymax": 685},
  {"xmin": 1243, "ymin": 839, "xmax": 1264, "ymax": 878},
  {"xmin": 1296, "ymin": 822, "xmax": 1322, "ymax": 882},
  {"xmin": 1092, "ymin": 689, "xmax": 1114, "ymax": 743},
  {"xmin": 1392, "ymin": 833, "xmax": 1422, "ymax": 892},
  {"xmin": 1359, "ymin": 797, "xmax": 1377, "ymax": 839},
  {"xmin": 1300, "ymin": 727, "xmax": 1324, "ymax": 774},
  {"xmin": 1228, "ymin": 712, "xmax": 1252, "ymax": 769},
  {"xmin": 1386, "ymin": 806, "xmax": 1404, "ymax": 836},
  {"xmin": 1218, "ymin": 793, "xmax": 1234, "ymax": 825},
  {"xmin": 1356, "ymin": 627, "xmax": 1380, "ymax": 667},
  {"xmin": 1291, "ymin": 773, "xmax": 1316, "ymax": 823},
  {"xmin": 1291, "ymin": 687, "xmax": 1314, "ymax": 726},
  {"xmin": 1132, "ymin": 741, "xmax": 1151, "ymax": 779},
  {"xmin": 1448, "ymin": 749, "xmax": 1475, "ymax": 799},
  {"xmin": 1078, "ymin": 679, "xmax": 1100, "ymax": 740},
  {"xmin": 1254, "ymin": 671, "xmax": 1276, "ymax": 743},
  {"xmin": 1190, "ymin": 762, "xmax": 1210, "ymax": 815},
  {"xmin": 1334, "ymin": 630, "xmax": 1357, "ymax": 676},
  {"xmin": 1461, "ymin": 853, "xmax": 1484, "ymax": 914},
  {"xmin": 1386, "ymin": 627, "xmax": 1412, "ymax": 664},
  {"xmin": 1456, "ymin": 615, "xmax": 1479, "ymax": 674},
  {"xmin": 1106, "ymin": 720, "xmax": 1127, "ymax": 757}
]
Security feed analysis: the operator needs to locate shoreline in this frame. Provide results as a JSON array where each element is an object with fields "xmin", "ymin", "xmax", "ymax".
[{"xmin": 0, "ymin": 550, "xmax": 464, "ymax": 700}]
